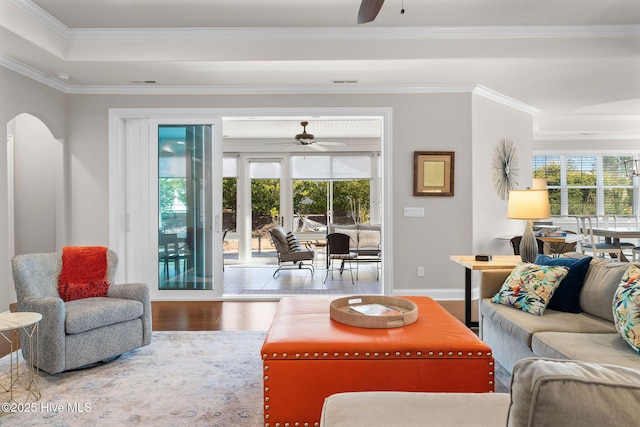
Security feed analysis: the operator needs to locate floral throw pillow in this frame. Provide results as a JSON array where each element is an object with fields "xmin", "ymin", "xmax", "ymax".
[
  {"xmin": 612, "ymin": 264, "xmax": 640, "ymax": 353},
  {"xmin": 492, "ymin": 262, "xmax": 569, "ymax": 316}
]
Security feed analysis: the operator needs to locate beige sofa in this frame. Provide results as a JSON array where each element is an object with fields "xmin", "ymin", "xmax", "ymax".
[
  {"xmin": 320, "ymin": 357, "xmax": 640, "ymax": 427},
  {"xmin": 479, "ymin": 253, "xmax": 640, "ymax": 373},
  {"xmin": 327, "ymin": 223, "xmax": 381, "ymax": 257}
]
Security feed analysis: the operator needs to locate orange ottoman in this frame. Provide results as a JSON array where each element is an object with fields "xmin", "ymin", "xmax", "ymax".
[{"xmin": 261, "ymin": 296, "xmax": 494, "ymax": 427}]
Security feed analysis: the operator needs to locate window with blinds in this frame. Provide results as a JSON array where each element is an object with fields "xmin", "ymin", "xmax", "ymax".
[
  {"xmin": 603, "ymin": 155, "xmax": 633, "ymax": 215},
  {"xmin": 532, "ymin": 154, "xmax": 635, "ymax": 217},
  {"xmin": 532, "ymin": 156, "xmax": 561, "ymax": 215}
]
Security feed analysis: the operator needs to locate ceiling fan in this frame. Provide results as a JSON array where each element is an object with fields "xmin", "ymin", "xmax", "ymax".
[
  {"xmin": 358, "ymin": 0, "xmax": 385, "ymax": 24},
  {"xmin": 291, "ymin": 121, "xmax": 345, "ymax": 152}
]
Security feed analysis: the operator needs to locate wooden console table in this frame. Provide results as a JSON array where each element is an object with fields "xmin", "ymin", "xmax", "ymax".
[{"xmin": 450, "ymin": 255, "xmax": 521, "ymax": 328}]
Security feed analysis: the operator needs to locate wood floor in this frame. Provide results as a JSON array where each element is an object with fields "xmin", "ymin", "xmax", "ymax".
[
  {"xmin": 152, "ymin": 299, "xmax": 469, "ymax": 331},
  {"xmin": 1, "ymin": 300, "xmax": 472, "ymax": 359}
]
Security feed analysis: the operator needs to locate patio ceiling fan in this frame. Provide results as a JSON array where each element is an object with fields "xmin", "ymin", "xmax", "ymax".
[
  {"xmin": 291, "ymin": 121, "xmax": 345, "ymax": 152},
  {"xmin": 358, "ymin": 0, "xmax": 385, "ymax": 24}
]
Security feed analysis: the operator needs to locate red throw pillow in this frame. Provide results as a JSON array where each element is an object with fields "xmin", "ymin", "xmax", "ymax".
[{"xmin": 58, "ymin": 246, "xmax": 110, "ymax": 302}]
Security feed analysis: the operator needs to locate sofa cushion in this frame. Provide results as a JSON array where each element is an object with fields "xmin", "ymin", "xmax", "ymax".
[
  {"xmin": 579, "ymin": 257, "xmax": 629, "ymax": 322},
  {"xmin": 613, "ymin": 264, "xmax": 640, "ymax": 353},
  {"xmin": 65, "ymin": 297, "xmax": 144, "ymax": 334},
  {"xmin": 482, "ymin": 298, "xmax": 615, "ymax": 348},
  {"xmin": 531, "ymin": 332, "xmax": 640, "ymax": 370},
  {"xmin": 356, "ymin": 223, "xmax": 380, "ymax": 232},
  {"xmin": 357, "ymin": 229, "xmax": 380, "ymax": 249},
  {"xmin": 492, "ymin": 262, "xmax": 569, "ymax": 316},
  {"xmin": 320, "ymin": 391, "xmax": 511, "ymax": 427},
  {"xmin": 507, "ymin": 358, "xmax": 640, "ymax": 427},
  {"xmin": 535, "ymin": 254, "xmax": 592, "ymax": 313}
]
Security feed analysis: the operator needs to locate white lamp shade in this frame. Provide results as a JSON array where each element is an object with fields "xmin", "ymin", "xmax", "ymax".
[{"xmin": 507, "ymin": 190, "xmax": 551, "ymax": 220}]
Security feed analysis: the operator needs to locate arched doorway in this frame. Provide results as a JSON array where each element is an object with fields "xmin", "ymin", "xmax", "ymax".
[{"xmin": 6, "ymin": 113, "xmax": 64, "ymax": 256}]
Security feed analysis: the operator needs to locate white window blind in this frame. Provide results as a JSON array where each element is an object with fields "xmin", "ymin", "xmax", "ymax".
[
  {"xmin": 291, "ymin": 156, "xmax": 331, "ymax": 179},
  {"xmin": 249, "ymin": 161, "xmax": 280, "ymax": 179},
  {"xmin": 223, "ymin": 157, "xmax": 237, "ymax": 178},
  {"xmin": 533, "ymin": 154, "xmax": 636, "ymax": 216},
  {"xmin": 291, "ymin": 155, "xmax": 371, "ymax": 180}
]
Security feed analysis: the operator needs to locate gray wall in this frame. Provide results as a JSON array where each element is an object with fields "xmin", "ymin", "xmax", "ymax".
[{"xmin": 1, "ymin": 66, "xmax": 536, "ymax": 305}]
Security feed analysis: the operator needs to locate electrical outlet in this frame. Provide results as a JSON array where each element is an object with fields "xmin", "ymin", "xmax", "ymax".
[{"xmin": 417, "ymin": 266, "xmax": 424, "ymax": 277}]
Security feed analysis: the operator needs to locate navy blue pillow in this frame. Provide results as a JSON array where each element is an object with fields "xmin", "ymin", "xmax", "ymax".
[{"xmin": 534, "ymin": 255, "xmax": 592, "ymax": 313}]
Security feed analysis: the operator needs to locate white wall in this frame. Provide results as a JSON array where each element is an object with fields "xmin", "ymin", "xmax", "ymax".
[{"xmin": 471, "ymin": 93, "xmax": 534, "ymax": 256}]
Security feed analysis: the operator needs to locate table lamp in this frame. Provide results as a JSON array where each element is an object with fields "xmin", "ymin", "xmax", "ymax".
[{"xmin": 507, "ymin": 189, "xmax": 551, "ymax": 263}]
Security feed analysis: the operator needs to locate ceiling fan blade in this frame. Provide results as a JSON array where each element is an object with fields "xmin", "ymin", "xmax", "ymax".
[
  {"xmin": 309, "ymin": 144, "xmax": 328, "ymax": 152},
  {"xmin": 358, "ymin": 0, "xmax": 385, "ymax": 24},
  {"xmin": 316, "ymin": 141, "xmax": 345, "ymax": 146}
]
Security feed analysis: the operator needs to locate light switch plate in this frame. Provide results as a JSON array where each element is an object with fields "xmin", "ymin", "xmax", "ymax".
[{"xmin": 404, "ymin": 207, "xmax": 425, "ymax": 217}]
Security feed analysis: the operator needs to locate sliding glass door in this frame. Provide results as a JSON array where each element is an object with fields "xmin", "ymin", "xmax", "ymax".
[{"xmin": 158, "ymin": 124, "xmax": 214, "ymax": 290}]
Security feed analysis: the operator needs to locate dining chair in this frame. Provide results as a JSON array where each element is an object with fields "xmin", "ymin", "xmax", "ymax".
[
  {"xmin": 574, "ymin": 216, "xmax": 621, "ymax": 260},
  {"xmin": 324, "ymin": 233, "xmax": 358, "ymax": 284},
  {"xmin": 159, "ymin": 232, "xmax": 187, "ymax": 277},
  {"xmin": 509, "ymin": 236, "xmax": 546, "ymax": 256},
  {"xmin": 611, "ymin": 215, "xmax": 636, "ymax": 255}
]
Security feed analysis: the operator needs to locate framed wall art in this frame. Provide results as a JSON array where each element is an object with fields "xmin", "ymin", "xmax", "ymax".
[{"xmin": 413, "ymin": 151, "xmax": 455, "ymax": 197}]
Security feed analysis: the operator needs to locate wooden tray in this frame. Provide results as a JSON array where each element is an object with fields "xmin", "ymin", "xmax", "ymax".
[{"xmin": 330, "ymin": 295, "xmax": 418, "ymax": 329}]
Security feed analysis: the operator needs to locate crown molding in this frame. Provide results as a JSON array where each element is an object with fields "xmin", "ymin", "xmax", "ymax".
[
  {"xmin": 65, "ymin": 83, "xmax": 480, "ymax": 95},
  {"xmin": 8, "ymin": 1, "xmax": 640, "ymax": 41},
  {"xmin": 0, "ymin": 54, "xmax": 538, "ymax": 117},
  {"xmin": 7, "ymin": 0, "xmax": 69, "ymax": 37},
  {"xmin": 67, "ymin": 25, "xmax": 640, "ymax": 41},
  {"xmin": 473, "ymin": 86, "xmax": 540, "ymax": 115},
  {"xmin": 0, "ymin": 55, "xmax": 68, "ymax": 92}
]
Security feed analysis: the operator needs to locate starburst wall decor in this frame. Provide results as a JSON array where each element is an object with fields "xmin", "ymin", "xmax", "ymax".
[{"xmin": 492, "ymin": 139, "xmax": 519, "ymax": 200}]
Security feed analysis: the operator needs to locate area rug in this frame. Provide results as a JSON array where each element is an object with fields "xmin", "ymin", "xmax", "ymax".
[
  {"xmin": 1, "ymin": 331, "xmax": 511, "ymax": 426},
  {"xmin": 0, "ymin": 331, "xmax": 266, "ymax": 427}
]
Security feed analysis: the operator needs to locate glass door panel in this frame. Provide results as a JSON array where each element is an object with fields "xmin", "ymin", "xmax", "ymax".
[
  {"xmin": 293, "ymin": 180, "xmax": 328, "ymax": 233},
  {"xmin": 222, "ymin": 157, "xmax": 238, "ymax": 268},
  {"xmin": 249, "ymin": 161, "xmax": 280, "ymax": 262},
  {"xmin": 158, "ymin": 124, "xmax": 213, "ymax": 290}
]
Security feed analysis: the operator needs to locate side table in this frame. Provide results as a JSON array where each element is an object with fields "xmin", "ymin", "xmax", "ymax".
[
  {"xmin": 450, "ymin": 255, "xmax": 520, "ymax": 328},
  {"xmin": 0, "ymin": 312, "xmax": 42, "ymax": 414}
]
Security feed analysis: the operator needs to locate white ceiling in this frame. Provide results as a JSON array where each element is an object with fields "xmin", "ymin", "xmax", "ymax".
[{"xmin": 1, "ymin": 0, "xmax": 639, "ymax": 139}]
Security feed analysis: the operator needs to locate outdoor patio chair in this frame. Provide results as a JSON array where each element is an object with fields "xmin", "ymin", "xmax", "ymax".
[
  {"xmin": 269, "ymin": 226, "xmax": 315, "ymax": 278},
  {"xmin": 324, "ymin": 232, "xmax": 358, "ymax": 284}
]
